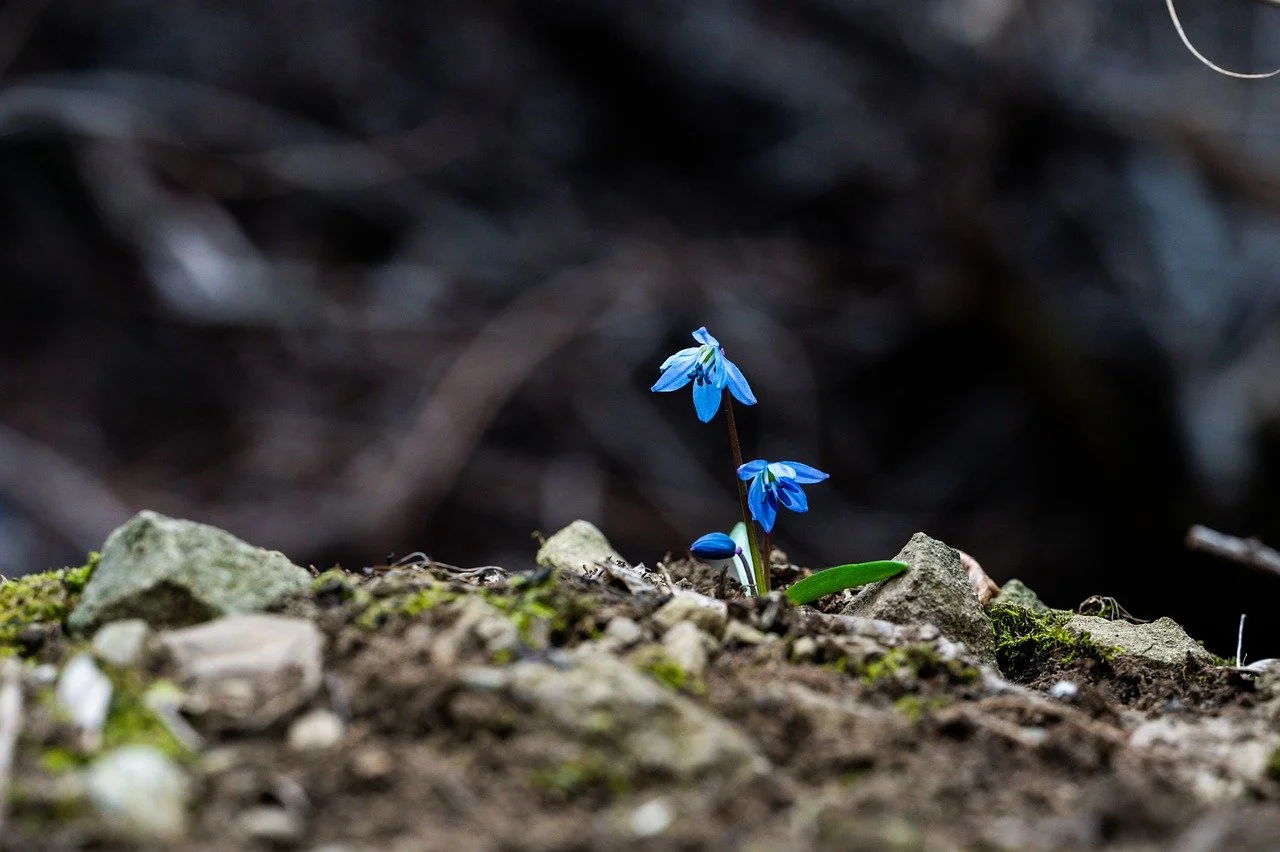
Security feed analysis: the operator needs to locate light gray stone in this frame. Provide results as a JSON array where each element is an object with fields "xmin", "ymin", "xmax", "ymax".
[
  {"xmin": 159, "ymin": 614, "xmax": 324, "ymax": 730},
  {"xmin": 69, "ymin": 511, "xmax": 311, "ymax": 633},
  {"xmin": 91, "ymin": 619, "xmax": 151, "ymax": 668},
  {"xmin": 662, "ymin": 622, "xmax": 711, "ymax": 679},
  {"xmin": 55, "ymin": 653, "xmax": 112, "ymax": 752},
  {"xmin": 237, "ymin": 806, "xmax": 304, "ymax": 844},
  {"xmin": 287, "ymin": 709, "xmax": 345, "ymax": 752},
  {"xmin": 651, "ymin": 593, "xmax": 728, "ymax": 637},
  {"xmin": 87, "ymin": 745, "xmax": 190, "ymax": 842},
  {"xmin": 841, "ymin": 532, "xmax": 997, "ymax": 667},
  {"xmin": 1066, "ymin": 615, "xmax": 1216, "ymax": 668},
  {"xmin": 535, "ymin": 520, "xmax": 625, "ymax": 577},
  {"xmin": 990, "ymin": 578, "xmax": 1050, "ymax": 613}
]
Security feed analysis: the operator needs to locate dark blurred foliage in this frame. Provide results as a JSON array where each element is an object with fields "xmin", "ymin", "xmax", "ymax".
[{"xmin": 2, "ymin": 0, "xmax": 1280, "ymax": 653}]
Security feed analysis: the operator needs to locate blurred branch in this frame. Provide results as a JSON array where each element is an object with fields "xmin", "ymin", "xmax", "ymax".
[
  {"xmin": 0, "ymin": 426, "xmax": 131, "ymax": 554},
  {"xmin": 1186, "ymin": 524, "xmax": 1280, "ymax": 578}
]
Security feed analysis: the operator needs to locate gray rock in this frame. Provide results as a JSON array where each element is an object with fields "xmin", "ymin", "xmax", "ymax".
[
  {"xmin": 87, "ymin": 745, "xmax": 190, "ymax": 842},
  {"xmin": 535, "ymin": 520, "xmax": 625, "ymax": 577},
  {"xmin": 91, "ymin": 619, "xmax": 152, "ymax": 669},
  {"xmin": 841, "ymin": 532, "xmax": 997, "ymax": 667},
  {"xmin": 469, "ymin": 653, "xmax": 767, "ymax": 781},
  {"xmin": 159, "ymin": 614, "xmax": 324, "ymax": 730},
  {"xmin": 990, "ymin": 578, "xmax": 1050, "ymax": 613},
  {"xmin": 651, "ymin": 593, "xmax": 728, "ymax": 637},
  {"xmin": 1066, "ymin": 615, "xmax": 1216, "ymax": 667},
  {"xmin": 69, "ymin": 511, "xmax": 311, "ymax": 633},
  {"xmin": 598, "ymin": 617, "xmax": 644, "ymax": 651},
  {"xmin": 287, "ymin": 709, "xmax": 345, "ymax": 752},
  {"xmin": 662, "ymin": 622, "xmax": 711, "ymax": 679}
]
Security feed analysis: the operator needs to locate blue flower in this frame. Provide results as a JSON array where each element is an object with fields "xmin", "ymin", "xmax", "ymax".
[
  {"xmin": 737, "ymin": 459, "xmax": 829, "ymax": 533},
  {"xmin": 651, "ymin": 327, "xmax": 756, "ymax": 422},
  {"xmin": 688, "ymin": 532, "xmax": 741, "ymax": 560}
]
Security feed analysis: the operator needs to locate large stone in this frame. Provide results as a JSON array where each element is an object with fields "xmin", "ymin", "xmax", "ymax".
[
  {"xmin": 536, "ymin": 520, "xmax": 625, "ymax": 577},
  {"xmin": 840, "ymin": 532, "xmax": 997, "ymax": 667},
  {"xmin": 1066, "ymin": 615, "xmax": 1216, "ymax": 668},
  {"xmin": 69, "ymin": 511, "xmax": 311, "ymax": 633},
  {"xmin": 159, "ymin": 614, "xmax": 324, "ymax": 730}
]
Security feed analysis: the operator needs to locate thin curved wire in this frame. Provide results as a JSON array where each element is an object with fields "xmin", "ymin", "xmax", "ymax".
[{"xmin": 1166, "ymin": 0, "xmax": 1280, "ymax": 79}]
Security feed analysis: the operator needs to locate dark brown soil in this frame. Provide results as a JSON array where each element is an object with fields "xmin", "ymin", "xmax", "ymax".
[{"xmin": 8, "ymin": 559, "xmax": 1279, "ymax": 851}]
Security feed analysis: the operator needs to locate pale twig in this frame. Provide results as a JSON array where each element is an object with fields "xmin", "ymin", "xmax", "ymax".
[
  {"xmin": 1186, "ymin": 524, "xmax": 1280, "ymax": 578},
  {"xmin": 0, "ymin": 658, "xmax": 24, "ymax": 837},
  {"xmin": 1237, "ymin": 614, "xmax": 1247, "ymax": 667},
  {"xmin": 1166, "ymin": 0, "xmax": 1280, "ymax": 79}
]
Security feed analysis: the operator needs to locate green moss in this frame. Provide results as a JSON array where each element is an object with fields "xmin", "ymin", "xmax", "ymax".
[
  {"xmin": 101, "ymin": 672, "xmax": 189, "ymax": 761},
  {"xmin": 856, "ymin": 645, "xmax": 979, "ymax": 687},
  {"xmin": 892, "ymin": 694, "xmax": 952, "ymax": 722},
  {"xmin": 355, "ymin": 583, "xmax": 459, "ymax": 630},
  {"xmin": 526, "ymin": 751, "xmax": 631, "ymax": 801},
  {"xmin": 481, "ymin": 575, "xmax": 596, "ymax": 648},
  {"xmin": 990, "ymin": 604, "xmax": 1118, "ymax": 681},
  {"xmin": 632, "ymin": 647, "xmax": 706, "ymax": 696},
  {"xmin": 1267, "ymin": 746, "xmax": 1280, "ymax": 782},
  {"xmin": 0, "ymin": 555, "xmax": 98, "ymax": 656}
]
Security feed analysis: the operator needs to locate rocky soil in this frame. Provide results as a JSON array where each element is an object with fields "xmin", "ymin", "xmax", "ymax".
[{"xmin": 1, "ymin": 512, "xmax": 1278, "ymax": 850}]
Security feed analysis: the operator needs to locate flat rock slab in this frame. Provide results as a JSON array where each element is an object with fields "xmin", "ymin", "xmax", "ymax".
[
  {"xmin": 1066, "ymin": 615, "xmax": 1217, "ymax": 668},
  {"xmin": 841, "ymin": 532, "xmax": 997, "ymax": 667},
  {"xmin": 69, "ymin": 511, "xmax": 312, "ymax": 633},
  {"xmin": 159, "ymin": 614, "xmax": 324, "ymax": 730},
  {"xmin": 536, "ymin": 520, "xmax": 626, "ymax": 577}
]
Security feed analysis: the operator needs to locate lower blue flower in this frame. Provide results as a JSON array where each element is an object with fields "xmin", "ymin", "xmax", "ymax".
[
  {"xmin": 737, "ymin": 459, "xmax": 829, "ymax": 533},
  {"xmin": 688, "ymin": 532, "xmax": 741, "ymax": 560}
]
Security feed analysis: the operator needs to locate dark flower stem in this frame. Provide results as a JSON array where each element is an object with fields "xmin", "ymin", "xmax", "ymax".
[
  {"xmin": 760, "ymin": 530, "xmax": 772, "ymax": 591},
  {"xmin": 725, "ymin": 400, "xmax": 767, "ymax": 594}
]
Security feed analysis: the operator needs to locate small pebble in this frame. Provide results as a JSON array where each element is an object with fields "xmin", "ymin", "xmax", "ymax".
[
  {"xmin": 350, "ymin": 746, "xmax": 394, "ymax": 781},
  {"xmin": 1048, "ymin": 680, "xmax": 1079, "ymax": 702},
  {"xmin": 630, "ymin": 797, "xmax": 674, "ymax": 838},
  {"xmin": 87, "ymin": 746, "xmax": 189, "ymax": 842},
  {"xmin": 92, "ymin": 619, "xmax": 151, "ymax": 668},
  {"xmin": 237, "ymin": 805, "xmax": 303, "ymax": 844},
  {"xmin": 288, "ymin": 709, "xmax": 345, "ymax": 752},
  {"xmin": 601, "ymin": 617, "xmax": 644, "ymax": 649}
]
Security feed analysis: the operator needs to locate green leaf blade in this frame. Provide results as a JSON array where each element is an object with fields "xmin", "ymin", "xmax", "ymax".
[{"xmin": 783, "ymin": 560, "xmax": 909, "ymax": 605}]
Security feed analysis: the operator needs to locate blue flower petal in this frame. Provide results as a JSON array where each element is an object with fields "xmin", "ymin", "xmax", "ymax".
[
  {"xmin": 651, "ymin": 363, "xmax": 693, "ymax": 392},
  {"xmin": 748, "ymin": 476, "xmax": 777, "ymax": 532},
  {"xmin": 692, "ymin": 327, "xmax": 719, "ymax": 347},
  {"xmin": 722, "ymin": 358, "xmax": 756, "ymax": 405},
  {"xmin": 689, "ymin": 532, "xmax": 739, "ymax": 560},
  {"xmin": 659, "ymin": 346, "xmax": 700, "ymax": 371},
  {"xmin": 782, "ymin": 461, "xmax": 829, "ymax": 484},
  {"xmin": 692, "ymin": 379, "xmax": 722, "ymax": 422},
  {"xmin": 776, "ymin": 479, "xmax": 809, "ymax": 512},
  {"xmin": 737, "ymin": 459, "xmax": 767, "ymax": 480},
  {"xmin": 767, "ymin": 462, "xmax": 797, "ymax": 480}
]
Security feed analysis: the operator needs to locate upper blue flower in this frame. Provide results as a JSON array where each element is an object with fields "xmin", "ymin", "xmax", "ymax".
[
  {"xmin": 651, "ymin": 327, "xmax": 756, "ymax": 422},
  {"xmin": 737, "ymin": 459, "xmax": 829, "ymax": 533},
  {"xmin": 688, "ymin": 532, "xmax": 741, "ymax": 560}
]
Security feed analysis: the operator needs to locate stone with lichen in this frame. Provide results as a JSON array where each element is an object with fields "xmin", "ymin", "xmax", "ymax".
[
  {"xmin": 840, "ymin": 532, "xmax": 998, "ymax": 667},
  {"xmin": 1066, "ymin": 615, "xmax": 1217, "ymax": 668},
  {"xmin": 535, "ymin": 520, "xmax": 625, "ymax": 577},
  {"xmin": 990, "ymin": 578, "xmax": 1051, "ymax": 613},
  {"xmin": 68, "ymin": 511, "xmax": 311, "ymax": 633}
]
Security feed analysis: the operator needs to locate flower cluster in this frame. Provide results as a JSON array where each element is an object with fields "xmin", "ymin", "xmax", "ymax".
[{"xmin": 651, "ymin": 325, "xmax": 828, "ymax": 593}]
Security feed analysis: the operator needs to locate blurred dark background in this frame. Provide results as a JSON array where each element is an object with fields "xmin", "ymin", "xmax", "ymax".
[{"xmin": 2, "ymin": 0, "xmax": 1279, "ymax": 655}]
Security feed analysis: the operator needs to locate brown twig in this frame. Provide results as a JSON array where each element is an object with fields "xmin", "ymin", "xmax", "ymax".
[{"xmin": 1186, "ymin": 524, "xmax": 1280, "ymax": 579}]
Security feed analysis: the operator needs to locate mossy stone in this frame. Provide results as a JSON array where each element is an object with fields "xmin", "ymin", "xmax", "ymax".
[
  {"xmin": 990, "ymin": 579, "xmax": 1050, "ymax": 613},
  {"xmin": 1065, "ymin": 615, "xmax": 1216, "ymax": 668},
  {"xmin": 68, "ymin": 511, "xmax": 311, "ymax": 633},
  {"xmin": 536, "ymin": 520, "xmax": 624, "ymax": 577}
]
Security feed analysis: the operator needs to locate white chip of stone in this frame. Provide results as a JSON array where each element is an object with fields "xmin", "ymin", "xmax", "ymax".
[
  {"xmin": 92, "ymin": 619, "xmax": 151, "ymax": 669},
  {"xmin": 630, "ymin": 797, "xmax": 674, "ymax": 837},
  {"xmin": 87, "ymin": 745, "xmax": 190, "ymax": 842},
  {"xmin": 287, "ymin": 709, "xmax": 345, "ymax": 752},
  {"xmin": 1048, "ymin": 680, "xmax": 1079, "ymax": 701},
  {"xmin": 237, "ymin": 805, "xmax": 303, "ymax": 843},
  {"xmin": 55, "ymin": 653, "xmax": 113, "ymax": 751}
]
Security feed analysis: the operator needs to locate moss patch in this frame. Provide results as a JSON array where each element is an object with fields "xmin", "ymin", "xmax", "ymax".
[
  {"xmin": 856, "ymin": 644, "xmax": 979, "ymax": 687},
  {"xmin": 893, "ymin": 694, "xmax": 952, "ymax": 722},
  {"xmin": 0, "ymin": 555, "xmax": 98, "ymax": 656},
  {"xmin": 526, "ymin": 751, "xmax": 632, "ymax": 801},
  {"xmin": 990, "ymin": 604, "xmax": 1118, "ymax": 682},
  {"xmin": 632, "ymin": 646, "xmax": 706, "ymax": 696}
]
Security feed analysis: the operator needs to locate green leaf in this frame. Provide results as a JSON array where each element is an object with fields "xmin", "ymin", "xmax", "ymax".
[{"xmin": 783, "ymin": 560, "xmax": 909, "ymax": 605}]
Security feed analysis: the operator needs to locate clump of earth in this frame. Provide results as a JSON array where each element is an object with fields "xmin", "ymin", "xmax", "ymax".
[{"xmin": 1, "ymin": 512, "xmax": 1278, "ymax": 850}]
